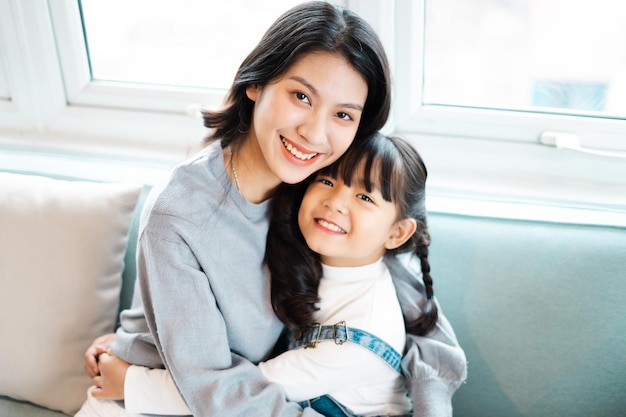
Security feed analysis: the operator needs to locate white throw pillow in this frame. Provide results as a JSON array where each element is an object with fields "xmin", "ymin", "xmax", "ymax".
[{"xmin": 0, "ymin": 172, "xmax": 142, "ymax": 415}]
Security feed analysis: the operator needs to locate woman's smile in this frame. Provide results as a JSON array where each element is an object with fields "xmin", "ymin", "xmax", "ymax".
[{"xmin": 280, "ymin": 136, "xmax": 318, "ymax": 162}]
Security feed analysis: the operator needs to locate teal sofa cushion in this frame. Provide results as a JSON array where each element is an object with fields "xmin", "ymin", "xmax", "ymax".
[{"xmin": 429, "ymin": 213, "xmax": 626, "ymax": 417}]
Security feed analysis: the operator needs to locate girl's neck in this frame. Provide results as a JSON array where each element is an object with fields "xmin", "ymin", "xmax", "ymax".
[
  {"xmin": 227, "ymin": 137, "xmax": 281, "ymax": 204},
  {"xmin": 320, "ymin": 252, "xmax": 386, "ymax": 268}
]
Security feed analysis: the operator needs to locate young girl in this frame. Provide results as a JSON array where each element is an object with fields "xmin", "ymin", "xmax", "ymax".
[
  {"xmin": 79, "ymin": 2, "xmax": 466, "ymax": 416},
  {"xmin": 263, "ymin": 132, "xmax": 439, "ymax": 417}
]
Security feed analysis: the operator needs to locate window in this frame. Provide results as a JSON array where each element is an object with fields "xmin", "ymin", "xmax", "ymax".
[
  {"xmin": 422, "ymin": 0, "xmax": 626, "ymax": 119},
  {"xmin": 531, "ymin": 81, "xmax": 608, "ymax": 113},
  {"xmin": 79, "ymin": 0, "xmax": 306, "ymax": 91},
  {"xmin": 52, "ymin": 0, "xmax": 330, "ymax": 113},
  {"xmin": 0, "ymin": 0, "xmax": 623, "ymax": 224},
  {"xmin": 395, "ymin": 0, "xmax": 626, "ymax": 153}
]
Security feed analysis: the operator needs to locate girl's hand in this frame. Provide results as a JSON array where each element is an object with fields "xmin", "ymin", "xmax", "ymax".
[
  {"xmin": 91, "ymin": 350, "xmax": 130, "ymax": 400},
  {"xmin": 84, "ymin": 333, "xmax": 118, "ymax": 377}
]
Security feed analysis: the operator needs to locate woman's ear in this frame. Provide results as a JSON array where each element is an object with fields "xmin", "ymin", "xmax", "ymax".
[
  {"xmin": 246, "ymin": 84, "xmax": 260, "ymax": 102},
  {"xmin": 385, "ymin": 218, "xmax": 417, "ymax": 250}
]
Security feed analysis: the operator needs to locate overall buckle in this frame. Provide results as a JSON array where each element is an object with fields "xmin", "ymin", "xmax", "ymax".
[
  {"xmin": 333, "ymin": 321, "xmax": 348, "ymax": 345},
  {"xmin": 305, "ymin": 323, "xmax": 322, "ymax": 348}
]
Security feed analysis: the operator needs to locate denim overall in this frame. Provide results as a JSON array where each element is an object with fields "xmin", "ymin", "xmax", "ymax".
[{"xmin": 289, "ymin": 322, "xmax": 412, "ymax": 417}]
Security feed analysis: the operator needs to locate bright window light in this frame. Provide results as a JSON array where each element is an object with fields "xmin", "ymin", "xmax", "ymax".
[
  {"xmin": 422, "ymin": 0, "xmax": 626, "ymax": 119},
  {"xmin": 79, "ymin": 0, "xmax": 307, "ymax": 90}
]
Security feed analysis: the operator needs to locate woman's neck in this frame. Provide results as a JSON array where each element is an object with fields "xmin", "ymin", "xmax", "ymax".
[{"xmin": 226, "ymin": 138, "xmax": 281, "ymax": 204}]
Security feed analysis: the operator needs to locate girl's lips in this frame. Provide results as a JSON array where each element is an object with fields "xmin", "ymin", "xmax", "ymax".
[
  {"xmin": 315, "ymin": 218, "xmax": 346, "ymax": 234},
  {"xmin": 280, "ymin": 136, "xmax": 319, "ymax": 161}
]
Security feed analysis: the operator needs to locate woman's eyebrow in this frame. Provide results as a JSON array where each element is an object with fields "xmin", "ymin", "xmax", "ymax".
[
  {"xmin": 288, "ymin": 76, "xmax": 364, "ymax": 111},
  {"xmin": 289, "ymin": 76, "xmax": 317, "ymax": 95}
]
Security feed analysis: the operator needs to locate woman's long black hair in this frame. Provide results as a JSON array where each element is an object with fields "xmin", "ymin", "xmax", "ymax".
[
  {"xmin": 202, "ymin": 1, "xmax": 391, "ymax": 148},
  {"xmin": 266, "ymin": 133, "xmax": 439, "ymax": 337}
]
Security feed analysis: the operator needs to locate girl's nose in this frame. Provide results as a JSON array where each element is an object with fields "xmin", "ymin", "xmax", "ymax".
[
  {"xmin": 323, "ymin": 190, "xmax": 349, "ymax": 215},
  {"xmin": 298, "ymin": 111, "xmax": 326, "ymax": 145}
]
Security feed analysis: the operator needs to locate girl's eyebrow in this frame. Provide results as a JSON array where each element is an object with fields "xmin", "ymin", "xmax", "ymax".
[{"xmin": 289, "ymin": 76, "xmax": 364, "ymax": 111}]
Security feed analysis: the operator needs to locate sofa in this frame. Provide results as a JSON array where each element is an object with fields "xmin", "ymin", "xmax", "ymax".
[{"xmin": 1, "ymin": 168, "xmax": 625, "ymax": 417}]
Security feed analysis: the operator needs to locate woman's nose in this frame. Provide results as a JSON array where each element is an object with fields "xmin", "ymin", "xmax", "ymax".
[{"xmin": 298, "ymin": 111, "xmax": 327, "ymax": 145}]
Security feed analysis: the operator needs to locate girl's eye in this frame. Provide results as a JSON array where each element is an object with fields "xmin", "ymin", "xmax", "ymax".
[
  {"xmin": 295, "ymin": 92, "xmax": 310, "ymax": 104},
  {"xmin": 319, "ymin": 178, "xmax": 333, "ymax": 187},
  {"xmin": 337, "ymin": 111, "xmax": 353, "ymax": 121},
  {"xmin": 357, "ymin": 194, "xmax": 373, "ymax": 203}
]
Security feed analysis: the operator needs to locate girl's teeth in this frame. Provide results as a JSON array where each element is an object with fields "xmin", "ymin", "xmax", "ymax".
[
  {"xmin": 318, "ymin": 219, "xmax": 345, "ymax": 233},
  {"xmin": 282, "ymin": 138, "xmax": 317, "ymax": 160}
]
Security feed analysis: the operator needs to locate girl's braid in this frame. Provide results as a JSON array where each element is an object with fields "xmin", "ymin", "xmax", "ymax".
[{"xmin": 405, "ymin": 219, "xmax": 439, "ymax": 336}]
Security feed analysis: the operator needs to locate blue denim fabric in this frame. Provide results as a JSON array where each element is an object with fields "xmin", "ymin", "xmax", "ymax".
[
  {"xmin": 300, "ymin": 395, "xmax": 355, "ymax": 417},
  {"xmin": 289, "ymin": 323, "xmax": 402, "ymax": 372},
  {"xmin": 291, "ymin": 324, "xmax": 409, "ymax": 416},
  {"xmin": 300, "ymin": 395, "xmax": 411, "ymax": 417}
]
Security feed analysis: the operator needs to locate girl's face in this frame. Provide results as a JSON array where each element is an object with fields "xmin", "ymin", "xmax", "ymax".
[
  {"xmin": 245, "ymin": 52, "xmax": 368, "ymax": 190},
  {"xmin": 298, "ymin": 171, "xmax": 416, "ymax": 267}
]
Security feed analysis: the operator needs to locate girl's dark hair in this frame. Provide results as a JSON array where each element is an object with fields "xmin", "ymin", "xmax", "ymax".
[
  {"xmin": 266, "ymin": 133, "xmax": 439, "ymax": 336},
  {"xmin": 203, "ymin": 1, "xmax": 391, "ymax": 148}
]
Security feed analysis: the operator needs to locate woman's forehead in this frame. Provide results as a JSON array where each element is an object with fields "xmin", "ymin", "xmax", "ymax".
[{"xmin": 280, "ymin": 51, "xmax": 367, "ymax": 105}]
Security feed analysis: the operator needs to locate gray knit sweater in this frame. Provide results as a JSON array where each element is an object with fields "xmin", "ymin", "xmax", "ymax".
[{"xmin": 113, "ymin": 141, "xmax": 467, "ymax": 417}]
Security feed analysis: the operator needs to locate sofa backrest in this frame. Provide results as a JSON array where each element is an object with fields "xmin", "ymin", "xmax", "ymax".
[
  {"xmin": 4, "ymin": 167, "xmax": 624, "ymax": 416},
  {"xmin": 428, "ymin": 212, "xmax": 626, "ymax": 417},
  {"xmin": 118, "ymin": 185, "xmax": 150, "ymax": 318}
]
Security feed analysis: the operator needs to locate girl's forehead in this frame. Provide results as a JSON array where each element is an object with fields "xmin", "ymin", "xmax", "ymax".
[{"xmin": 326, "ymin": 156, "xmax": 384, "ymax": 184}]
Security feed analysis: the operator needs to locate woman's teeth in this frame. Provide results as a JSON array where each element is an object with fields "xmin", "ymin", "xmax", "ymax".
[{"xmin": 282, "ymin": 138, "xmax": 317, "ymax": 160}]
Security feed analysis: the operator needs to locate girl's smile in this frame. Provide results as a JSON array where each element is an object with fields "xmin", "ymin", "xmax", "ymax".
[
  {"xmin": 298, "ymin": 174, "xmax": 405, "ymax": 267},
  {"xmin": 314, "ymin": 218, "xmax": 346, "ymax": 234}
]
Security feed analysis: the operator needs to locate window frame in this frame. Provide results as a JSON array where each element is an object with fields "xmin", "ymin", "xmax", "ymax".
[
  {"xmin": 0, "ymin": 0, "xmax": 206, "ymax": 159},
  {"xmin": 393, "ymin": 0, "xmax": 626, "ymax": 152},
  {"xmin": 49, "ymin": 0, "xmax": 227, "ymax": 115},
  {"xmin": 0, "ymin": 0, "xmax": 624, "ymax": 224},
  {"xmin": 389, "ymin": 0, "xmax": 625, "ymax": 225},
  {"xmin": 35, "ymin": 0, "xmax": 626, "ymax": 151},
  {"xmin": 0, "ymin": 0, "xmax": 66, "ymax": 129}
]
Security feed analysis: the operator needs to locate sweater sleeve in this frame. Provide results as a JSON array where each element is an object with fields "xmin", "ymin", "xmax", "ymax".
[
  {"xmin": 134, "ymin": 221, "xmax": 323, "ymax": 417},
  {"xmin": 384, "ymin": 253, "xmax": 468, "ymax": 417}
]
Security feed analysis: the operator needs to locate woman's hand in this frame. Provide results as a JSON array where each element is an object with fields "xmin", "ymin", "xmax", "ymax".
[
  {"xmin": 84, "ymin": 333, "xmax": 118, "ymax": 377},
  {"xmin": 91, "ymin": 350, "xmax": 131, "ymax": 400}
]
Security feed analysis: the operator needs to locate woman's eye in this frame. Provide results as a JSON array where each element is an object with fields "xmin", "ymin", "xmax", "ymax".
[
  {"xmin": 295, "ymin": 92, "xmax": 310, "ymax": 104},
  {"xmin": 337, "ymin": 111, "xmax": 352, "ymax": 121}
]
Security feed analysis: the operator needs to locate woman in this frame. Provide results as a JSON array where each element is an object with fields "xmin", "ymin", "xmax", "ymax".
[{"xmin": 79, "ymin": 3, "xmax": 466, "ymax": 416}]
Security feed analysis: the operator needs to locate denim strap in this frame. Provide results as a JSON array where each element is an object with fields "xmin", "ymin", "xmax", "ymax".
[{"xmin": 288, "ymin": 321, "xmax": 402, "ymax": 373}]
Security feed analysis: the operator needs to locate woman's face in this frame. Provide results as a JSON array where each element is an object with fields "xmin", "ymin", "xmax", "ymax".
[{"xmin": 245, "ymin": 52, "xmax": 368, "ymax": 187}]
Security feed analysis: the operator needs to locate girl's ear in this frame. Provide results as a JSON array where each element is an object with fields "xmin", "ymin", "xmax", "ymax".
[
  {"xmin": 246, "ymin": 84, "xmax": 260, "ymax": 102},
  {"xmin": 385, "ymin": 218, "xmax": 417, "ymax": 250}
]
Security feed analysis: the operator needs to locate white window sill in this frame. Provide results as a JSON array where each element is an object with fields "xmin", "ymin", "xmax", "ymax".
[
  {"xmin": 0, "ymin": 127, "xmax": 624, "ymax": 227},
  {"xmin": 400, "ymin": 132, "xmax": 626, "ymax": 227}
]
